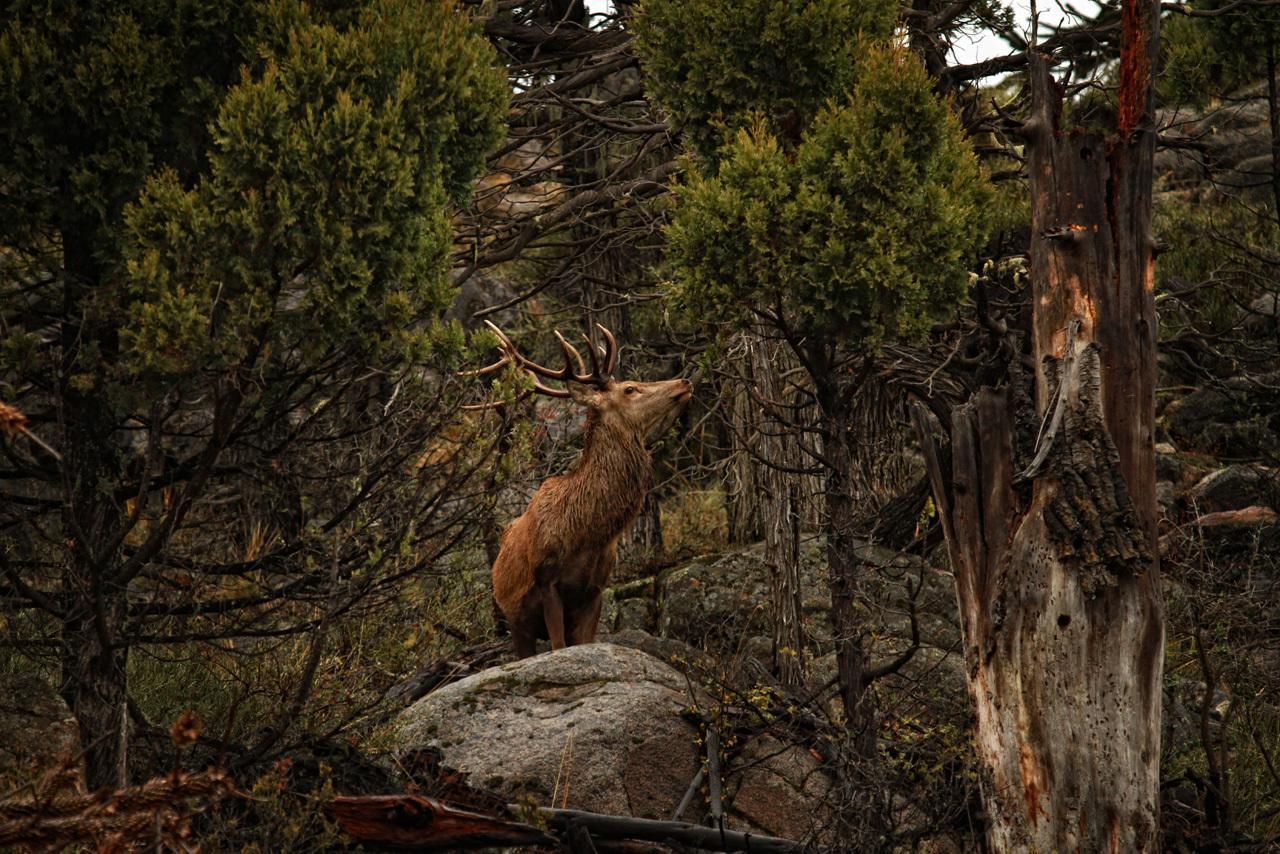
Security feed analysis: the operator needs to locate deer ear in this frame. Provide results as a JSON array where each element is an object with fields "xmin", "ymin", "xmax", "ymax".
[{"xmin": 566, "ymin": 381, "xmax": 599, "ymax": 407}]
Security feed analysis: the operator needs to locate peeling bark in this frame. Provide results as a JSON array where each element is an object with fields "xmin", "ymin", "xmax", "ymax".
[
  {"xmin": 749, "ymin": 335, "xmax": 807, "ymax": 687},
  {"xmin": 916, "ymin": 2, "xmax": 1165, "ymax": 847},
  {"xmin": 620, "ymin": 489, "xmax": 664, "ymax": 574}
]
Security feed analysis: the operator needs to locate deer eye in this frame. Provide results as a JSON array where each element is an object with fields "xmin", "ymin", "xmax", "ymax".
[{"xmin": 624, "ymin": 386, "xmax": 637, "ymax": 395}]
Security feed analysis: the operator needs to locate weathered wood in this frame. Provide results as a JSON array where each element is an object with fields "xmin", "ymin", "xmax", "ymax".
[
  {"xmin": 327, "ymin": 794, "xmax": 554, "ymax": 850},
  {"xmin": 328, "ymin": 794, "xmax": 813, "ymax": 854},
  {"xmin": 918, "ymin": 0, "xmax": 1166, "ymax": 848},
  {"xmin": 539, "ymin": 807, "xmax": 810, "ymax": 853},
  {"xmin": 959, "ymin": 346, "xmax": 1162, "ymax": 852},
  {"xmin": 569, "ymin": 819, "xmax": 601, "ymax": 854},
  {"xmin": 670, "ymin": 767, "xmax": 704, "ymax": 821},
  {"xmin": 0, "ymin": 769, "xmax": 236, "ymax": 849},
  {"xmin": 706, "ymin": 723, "xmax": 724, "ymax": 827}
]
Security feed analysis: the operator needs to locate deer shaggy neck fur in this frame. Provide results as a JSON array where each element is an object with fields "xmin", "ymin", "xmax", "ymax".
[
  {"xmin": 492, "ymin": 410, "xmax": 650, "ymax": 613},
  {"xmin": 489, "ymin": 373, "xmax": 691, "ymax": 658}
]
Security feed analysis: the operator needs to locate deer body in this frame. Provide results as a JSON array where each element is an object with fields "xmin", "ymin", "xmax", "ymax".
[{"xmin": 468, "ymin": 323, "xmax": 691, "ymax": 658}]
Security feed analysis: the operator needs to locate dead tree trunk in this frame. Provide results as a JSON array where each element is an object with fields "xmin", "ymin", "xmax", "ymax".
[{"xmin": 915, "ymin": 4, "xmax": 1165, "ymax": 848}]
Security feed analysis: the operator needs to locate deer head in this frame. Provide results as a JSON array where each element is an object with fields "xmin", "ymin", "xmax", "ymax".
[{"xmin": 464, "ymin": 321, "xmax": 692, "ymax": 446}]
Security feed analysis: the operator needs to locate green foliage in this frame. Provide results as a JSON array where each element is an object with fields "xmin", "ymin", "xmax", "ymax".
[
  {"xmin": 1, "ymin": 0, "xmax": 506, "ymax": 381},
  {"xmin": 119, "ymin": 1, "xmax": 504, "ymax": 375},
  {"xmin": 1161, "ymin": 0, "xmax": 1280, "ymax": 104},
  {"xmin": 1154, "ymin": 190, "xmax": 1278, "ymax": 338},
  {"xmin": 0, "ymin": 0, "xmax": 506, "ymax": 789},
  {"xmin": 1160, "ymin": 13, "xmax": 1218, "ymax": 108},
  {"xmin": 662, "ymin": 487, "xmax": 730, "ymax": 560},
  {"xmin": 664, "ymin": 46, "xmax": 990, "ymax": 349},
  {"xmin": 0, "ymin": 2, "xmax": 252, "ymax": 250},
  {"xmin": 633, "ymin": 0, "xmax": 896, "ymax": 158},
  {"xmin": 1198, "ymin": 0, "xmax": 1280, "ymax": 88}
]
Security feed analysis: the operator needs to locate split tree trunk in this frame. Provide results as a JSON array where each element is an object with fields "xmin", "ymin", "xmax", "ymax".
[{"xmin": 916, "ymin": 4, "xmax": 1164, "ymax": 848}]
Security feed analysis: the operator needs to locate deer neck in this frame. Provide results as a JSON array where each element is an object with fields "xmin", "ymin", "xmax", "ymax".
[{"xmin": 563, "ymin": 412, "xmax": 651, "ymax": 535}]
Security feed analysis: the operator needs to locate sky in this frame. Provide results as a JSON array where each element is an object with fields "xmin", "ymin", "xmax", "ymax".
[{"xmin": 946, "ymin": 0, "xmax": 1104, "ymax": 66}]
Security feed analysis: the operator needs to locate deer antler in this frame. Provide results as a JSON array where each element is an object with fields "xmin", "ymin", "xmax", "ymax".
[{"xmin": 461, "ymin": 321, "xmax": 618, "ymax": 409}]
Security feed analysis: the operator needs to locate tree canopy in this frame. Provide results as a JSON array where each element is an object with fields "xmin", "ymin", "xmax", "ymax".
[
  {"xmin": 636, "ymin": 0, "xmax": 989, "ymax": 359},
  {"xmin": 663, "ymin": 45, "xmax": 990, "ymax": 351},
  {"xmin": 0, "ymin": 0, "xmax": 506, "ymax": 789},
  {"xmin": 633, "ymin": 0, "xmax": 897, "ymax": 157}
]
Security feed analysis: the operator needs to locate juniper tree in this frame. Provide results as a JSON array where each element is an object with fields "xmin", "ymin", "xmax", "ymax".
[
  {"xmin": 636, "ymin": 4, "xmax": 990, "ymax": 841},
  {"xmin": 0, "ymin": 0, "xmax": 505, "ymax": 788}
]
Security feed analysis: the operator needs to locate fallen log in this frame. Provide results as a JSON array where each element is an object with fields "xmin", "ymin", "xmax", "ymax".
[
  {"xmin": 382, "ymin": 638, "xmax": 508, "ymax": 706},
  {"xmin": 328, "ymin": 792, "xmax": 813, "ymax": 853},
  {"xmin": 538, "ymin": 807, "xmax": 810, "ymax": 853},
  {"xmin": 327, "ymin": 794, "xmax": 553, "ymax": 850}
]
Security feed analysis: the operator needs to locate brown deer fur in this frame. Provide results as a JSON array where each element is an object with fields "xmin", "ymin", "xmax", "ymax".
[{"xmin": 492, "ymin": 377, "xmax": 692, "ymax": 658}]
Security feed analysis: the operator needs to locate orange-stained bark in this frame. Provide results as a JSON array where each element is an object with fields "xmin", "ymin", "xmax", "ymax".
[{"xmin": 916, "ymin": 0, "xmax": 1164, "ymax": 849}]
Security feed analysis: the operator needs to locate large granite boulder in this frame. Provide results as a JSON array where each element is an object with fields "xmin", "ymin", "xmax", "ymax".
[
  {"xmin": 394, "ymin": 644, "xmax": 699, "ymax": 817},
  {"xmin": 391, "ymin": 643, "xmax": 833, "ymax": 839}
]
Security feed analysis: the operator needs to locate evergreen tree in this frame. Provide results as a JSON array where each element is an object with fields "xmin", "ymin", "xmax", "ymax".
[
  {"xmin": 0, "ymin": 0, "xmax": 505, "ymax": 788},
  {"xmin": 637, "ymin": 1, "xmax": 989, "ymax": 842}
]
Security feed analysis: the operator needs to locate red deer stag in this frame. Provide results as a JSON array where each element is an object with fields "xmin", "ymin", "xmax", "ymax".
[{"xmin": 466, "ymin": 322, "xmax": 692, "ymax": 658}]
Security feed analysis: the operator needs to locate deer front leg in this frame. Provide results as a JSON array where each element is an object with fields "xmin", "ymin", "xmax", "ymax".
[
  {"xmin": 569, "ymin": 591, "xmax": 604, "ymax": 645},
  {"xmin": 541, "ymin": 582, "xmax": 567, "ymax": 650},
  {"xmin": 511, "ymin": 623, "xmax": 537, "ymax": 659}
]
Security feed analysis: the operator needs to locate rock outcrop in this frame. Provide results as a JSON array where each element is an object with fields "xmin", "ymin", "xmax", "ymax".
[
  {"xmin": 1189, "ymin": 464, "xmax": 1278, "ymax": 513},
  {"xmin": 1162, "ymin": 372, "xmax": 1280, "ymax": 459},
  {"xmin": 392, "ymin": 642, "xmax": 833, "ymax": 839},
  {"xmin": 601, "ymin": 538, "xmax": 963, "ymax": 697},
  {"xmin": 395, "ymin": 644, "xmax": 700, "ymax": 818}
]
